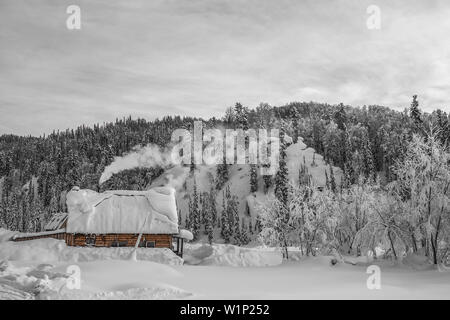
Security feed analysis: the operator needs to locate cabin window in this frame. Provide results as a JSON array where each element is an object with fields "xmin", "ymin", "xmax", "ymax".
[
  {"xmin": 111, "ymin": 240, "xmax": 128, "ymax": 247},
  {"xmin": 85, "ymin": 235, "xmax": 96, "ymax": 246},
  {"xmin": 146, "ymin": 241, "xmax": 155, "ymax": 248}
]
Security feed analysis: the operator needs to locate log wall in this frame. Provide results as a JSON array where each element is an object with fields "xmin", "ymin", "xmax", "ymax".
[{"xmin": 65, "ymin": 233, "xmax": 173, "ymax": 248}]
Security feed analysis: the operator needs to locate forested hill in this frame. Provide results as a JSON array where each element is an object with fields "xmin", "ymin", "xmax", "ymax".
[{"xmin": 0, "ymin": 100, "xmax": 449, "ymax": 233}]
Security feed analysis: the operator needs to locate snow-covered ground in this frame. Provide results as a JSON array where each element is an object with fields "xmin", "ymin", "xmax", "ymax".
[{"xmin": 1, "ymin": 234, "xmax": 450, "ymax": 300}]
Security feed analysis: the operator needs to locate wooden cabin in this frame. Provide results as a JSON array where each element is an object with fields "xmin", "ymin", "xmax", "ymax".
[{"xmin": 12, "ymin": 187, "xmax": 192, "ymax": 257}]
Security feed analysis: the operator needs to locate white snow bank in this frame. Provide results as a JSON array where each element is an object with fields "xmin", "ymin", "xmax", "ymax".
[
  {"xmin": 0, "ymin": 238, "xmax": 183, "ymax": 265},
  {"xmin": 66, "ymin": 187, "xmax": 179, "ymax": 234},
  {"xmin": 0, "ymin": 259, "xmax": 190, "ymax": 300},
  {"xmin": 184, "ymin": 244, "xmax": 282, "ymax": 267},
  {"xmin": 12, "ymin": 229, "xmax": 65, "ymax": 240},
  {"xmin": 0, "ymin": 260, "xmax": 70, "ymax": 300},
  {"xmin": 177, "ymin": 229, "xmax": 193, "ymax": 241},
  {"xmin": 51, "ymin": 260, "xmax": 190, "ymax": 300},
  {"xmin": 76, "ymin": 286, "xmax": 191, "ymax": 300},
  {"xmin": 0, "ymin": 228, "xmax": 18, "ymax": 243}
]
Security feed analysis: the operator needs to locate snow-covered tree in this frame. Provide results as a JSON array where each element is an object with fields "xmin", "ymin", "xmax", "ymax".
[
  {"xmin": 353, "ymin": 191, "xmax": 406, "ymax": 260},
  {"xmin": 262, "ymin": 168, "xmax": 272, "ymax": 194},
  {"xmin": 208, "ymin": 186, "xmax": 217, "ymax": 226},
  {"xmin": 223, "ymin": 186, "xmax": 241, "ymax": 245},
  {"xmin": 220, "ymin": 190, "xmax": 232, "ymax": 243},
  {"xmin": 234, "ymin": 102, "xmax": 249, "ymax": 131},
  {"xmin": 275, "ymin": 130, "xmax": 289, "ymax": 205},
  {"xmin": 240, "ymin": 218, "xmax": 251, "ymax": 245},
  {"xmin": 290, "ymin": 106, "xmax": 300, "ymax": 144},
  {"xmin": 188, "ymin": 177, "xmax": 201, "ymax": 240},
  {"xmin": 257, "ymin": 196, "xmax": 294, "ymax": 259},
  {"xmin": 216, "ymin": 159, "xmax": 229, "ymax": 190},
  {"xmin": 338, "ymin": 177, "xmax": 380, "ymax": 257},
  {"xmin": 289, "ymin": 184, "xmax": 340, "ymax": 256},
  {"xmin": 410, "ymin": 95, "xmax": 422, "ymax": 127},
  {"xmin": 389, "ymin": 131, "xmax": 450, "ymax": 264}
]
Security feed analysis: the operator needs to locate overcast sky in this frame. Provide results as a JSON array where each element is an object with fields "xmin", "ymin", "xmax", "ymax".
[{"xmin": 1, "ymin": 0, "xmax": 450, "ymax": 136}]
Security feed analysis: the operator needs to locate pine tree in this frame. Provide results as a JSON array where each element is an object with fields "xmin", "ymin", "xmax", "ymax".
[
  {"xmin": 234, "ymin": 102, "xmax": 249, "ymax": 131},
  {"xmin": 362, "ymin": 132, "xmax": 375, "ymax": 181},
  {"xmin": 223, "ymin": 186, "xmax": 241, "ymax": 244},
  {"xmin": 203, "ymin": 193, "xmax": 214, "ymax": 244},
  {"xmin": 262, "ymin": 168, "xmax": 272, "ymax": 193},
  {"xmin": 254, "ymin": 214, "xmax": 263, "ymax": 234},
  {"xmin": 206, "ymin": 222, "xmax": 214, "ymax": 245},
  {"xmin": 410, "ymin": 95, "xmax": 422, "ymax": 126},
  {"xmin": 250, "ymin": 164, "xmax": 258, "ymax": 193},
  {"xmin": 342, "ymin": 130, "xmax": 355, "ymax": 187},
  {"xmin": 216, "ymin": 157, "xmax": 229, "ymax": 190},
  {"xmin": 208, "ymin": 186, "xmax": 217, "ymax": 226},
  {"xmin": 434, "ymin": 109, "xmax": 449, "ymax": 146},
  {"xmin": 220, "ymin": 191, "xmax": 231, "ymax": 243},
  {"xmin": 291, "ymin": 106, "xmax": 300, "ymax": 144},
  {"xmin": 232, "ymin": 201, "xmax": 241, "ymax": 245},
  {"xmin": 329, "ymin": 164, "xmax": 337, "ymax": 193},
  {"xmin": 234, "ymin": 218, "xmax": 242, "ymax": 246},
  {"xmin": 240, "ymin": 219, "xmax": 250, "ymax": 245},
  {"xmin": 334, "ymin": 103, "xmax": 347, "ymax": 131},
  {"xmin": 185, "ymin": 212, "xmax": 190, "ymax": 230},
  {"xmin": 275, "ymin": 130, "xmax": 289, "ymax": 205},
  {"xmin": 189, "ymin": 177, "xmax": 201, "ymax": 240}
]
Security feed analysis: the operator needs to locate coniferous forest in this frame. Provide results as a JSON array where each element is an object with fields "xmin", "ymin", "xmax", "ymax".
[{"xmin": 1, "ymin": 98, "xmax": 449, "ymax": 263}]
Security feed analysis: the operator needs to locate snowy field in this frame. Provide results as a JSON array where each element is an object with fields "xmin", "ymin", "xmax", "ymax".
[{"xmin": 1, "ymin": 235, "xmax": 450, "ymax": 300}]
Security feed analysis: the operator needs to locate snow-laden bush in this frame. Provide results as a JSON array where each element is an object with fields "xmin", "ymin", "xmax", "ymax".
[
  {"xmin": 257, "ymin": 131, "xmax": 450, "ymax": 264},
  {"xmin": 387, "ymin": 132, "xmax": 450, "ymax": 264},
  {"xmin": 257, "ymin": 183, "xmax": 340, "ymax": 259}
]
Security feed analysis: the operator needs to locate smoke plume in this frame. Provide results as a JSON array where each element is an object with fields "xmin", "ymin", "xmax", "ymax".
[{"xmin": 99, "ymin": 144, "xmax": 175, "ymax": 185}]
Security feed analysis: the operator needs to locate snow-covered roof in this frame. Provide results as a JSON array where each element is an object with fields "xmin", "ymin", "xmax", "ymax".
[
  {"xmin": 44, "ymin": 213, "xmax": 68, "ymax": 231},
  {"xmin": 12, "ymin": 229, "xmax": 66, "ymax": 240},
  {"xmin": 65, "ymin": 187, "xmax": 179, "ymax": 234}
]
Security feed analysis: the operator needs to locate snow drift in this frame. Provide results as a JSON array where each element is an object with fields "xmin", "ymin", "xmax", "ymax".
[
  {"xmin": 0, "ymin": 259, "xmax": 190, "ymax": 300},
  {"xmin": 0, "ymin": 238, "xmax": 183, "ymax": 265},
  {"xmin": 0, "ymin": 228, "xmax": 18, "ymax": 243},
  {"xmin": 184, "ymin": 244, "xmax": 283, "ymax": 267}
]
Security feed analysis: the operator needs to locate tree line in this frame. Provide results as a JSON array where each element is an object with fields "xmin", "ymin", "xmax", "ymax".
[{"xmin": 0, "ymin": 97, "xmax": 449, "ymax": 251}]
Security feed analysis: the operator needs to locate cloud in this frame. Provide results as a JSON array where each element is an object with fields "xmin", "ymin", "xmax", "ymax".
[{"xmin": 0, "ymin": 0, "xmax": 449, "ymax": 136}]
